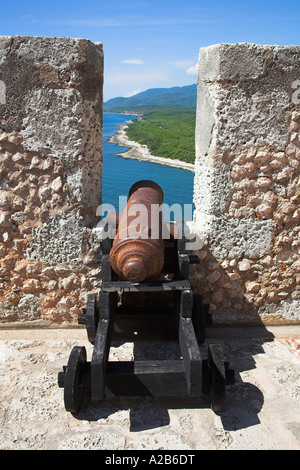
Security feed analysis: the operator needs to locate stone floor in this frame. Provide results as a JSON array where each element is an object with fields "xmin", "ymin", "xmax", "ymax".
[{"xmin": 0, "ymin": 325, "xmax": 300, "ymax": 450}]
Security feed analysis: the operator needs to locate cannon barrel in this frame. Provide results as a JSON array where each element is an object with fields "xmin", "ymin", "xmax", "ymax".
[{"xmin": 109, "ymin": 180, "xmax": 165, "ymax": 282}]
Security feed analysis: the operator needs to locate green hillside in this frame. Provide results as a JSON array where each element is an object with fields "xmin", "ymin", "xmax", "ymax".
[
  {"xmin": 104, "ymin": 84, "xmax": 196, "ymax": 112},
  {"xmin": 125, "ymin": 107, "xmax": 196, "ymax": 164},
  {"xmin": 104, "ymin": 84, "xmax": 197, "ymax": 165}
]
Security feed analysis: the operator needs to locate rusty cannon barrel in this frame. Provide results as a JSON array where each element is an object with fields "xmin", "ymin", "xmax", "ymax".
[{"xmin": 110, "ymin": 180, "xmax": 165, "ymax": 282}]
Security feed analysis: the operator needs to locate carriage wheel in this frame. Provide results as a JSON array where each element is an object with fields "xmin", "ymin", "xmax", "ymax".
[
  {"xmin": 207, "ymin": 343, "xmax": 226, "ymax": 412},
  {"xmin": 60, "ymin": 346, "xmax": 87, "ymax": 413}
]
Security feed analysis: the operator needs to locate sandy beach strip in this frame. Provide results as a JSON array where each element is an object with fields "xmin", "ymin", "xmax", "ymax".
[{"xmin": 108, "ymin": 122, "xmax": 195, "ymax": 173}]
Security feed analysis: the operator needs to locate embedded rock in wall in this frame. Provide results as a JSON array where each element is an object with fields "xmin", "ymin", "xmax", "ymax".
[
  {"xmin": 192, "ymin": 43, "xmax": 300, "ymax": 324},
  {"xmin": 0, "ymin": 36, "xmax": 103, "ymax": 324}
]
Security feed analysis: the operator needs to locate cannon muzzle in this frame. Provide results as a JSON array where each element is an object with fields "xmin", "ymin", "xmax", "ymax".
[{"xmin": 109, "ymin": 180, "xmax": 165, "ymax": 282}]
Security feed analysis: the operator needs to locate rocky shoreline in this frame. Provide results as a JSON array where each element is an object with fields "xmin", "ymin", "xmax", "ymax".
[{"xmin": 108, "ymin": 122, "xmax": 195, "ymax": 173}]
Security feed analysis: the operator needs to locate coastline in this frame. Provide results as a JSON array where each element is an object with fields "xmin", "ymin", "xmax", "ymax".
[{"xmin": 108, "ymin": 122, "xmax": 195, "ymax": 173}]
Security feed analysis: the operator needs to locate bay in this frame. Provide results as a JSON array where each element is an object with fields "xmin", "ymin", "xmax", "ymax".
[{"xmin": 102, "ymin": 112, "xmax": 195, "ymax": 221}]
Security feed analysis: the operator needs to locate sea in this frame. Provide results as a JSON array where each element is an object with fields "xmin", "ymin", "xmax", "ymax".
[{"xmin": 102, "ymin": 112, "xmax": 195, "ymax": 221}]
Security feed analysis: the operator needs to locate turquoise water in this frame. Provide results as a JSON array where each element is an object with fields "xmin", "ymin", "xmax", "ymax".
[{"xmin": 102, "ymin": 113, "xmax": 195, "ymax": 221}]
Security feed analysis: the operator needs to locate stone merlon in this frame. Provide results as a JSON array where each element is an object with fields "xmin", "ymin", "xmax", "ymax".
[
  {"xmin": 193, "ymin": 43, "xmax": 300, "ymax": 323},
  {"xmin": 0, "ymin": 36, "xmax": 104, "ymax": 324}
]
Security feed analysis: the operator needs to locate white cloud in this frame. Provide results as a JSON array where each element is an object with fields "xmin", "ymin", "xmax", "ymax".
[
  {"xmin": 168, "ymin": 60, "xmax": 194, "ymax": 69},
  {"xmin": 186, "ymin": 62, "xmax": 198, "ymax": 76},
  {"xmin": 121, "ymin": 59, "xmax": 144, "ymax": 65},
  {"xmin": 43, "ymin": 16, "xmax": 216, "ymax": 28}
]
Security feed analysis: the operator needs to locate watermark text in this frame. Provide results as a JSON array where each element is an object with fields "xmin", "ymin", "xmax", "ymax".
[{"xmin": 96, "ymin": 198, "xmax": 202, "ymax": 250}]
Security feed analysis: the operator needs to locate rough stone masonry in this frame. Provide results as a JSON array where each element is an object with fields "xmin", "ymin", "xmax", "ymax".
[
  {"xmin": 1, "ymin": 38, "xmax": 300, "ymax": 327},
  {"xmin": 192, "ymin": 43, "xmax": 300, "ymax": 324},
  {"xmin": 0, "ymin": 36, "xmax": 103, "ymax": 324}
]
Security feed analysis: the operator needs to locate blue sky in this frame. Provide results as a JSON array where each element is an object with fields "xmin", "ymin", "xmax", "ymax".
[{"xmin": 1, "ymin": 0, "xmax": 300, "ymax": 100}]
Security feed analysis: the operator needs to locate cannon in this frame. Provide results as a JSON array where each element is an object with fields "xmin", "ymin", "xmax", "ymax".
[
  {"xmin": 110, "ymin": 180, "xmax": 165, "ymax": 282},
  {"xmin": 58, "ymin": 180, "xmax": 234, "ymax": 414}
]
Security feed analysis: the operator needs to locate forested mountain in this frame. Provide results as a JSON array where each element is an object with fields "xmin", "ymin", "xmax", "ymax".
[
  {"xmin": 104, "ymin": 84, "xmax": 196, "ymax": 111},
  {"xmin": 104, "ymin": 84, "xmax": 197, "ymax": 164}
]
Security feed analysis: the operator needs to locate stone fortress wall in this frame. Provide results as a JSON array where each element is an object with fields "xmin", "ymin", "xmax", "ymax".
[
  {"xmin": 0, "ymin": 36, "xmax": 103, "ymax": 325},
  {"xmin": 191, "ymin": 43, "xmax": 300, "ymax": 324},
  {"xmin": 0, "ymin": 37, "xmax": 299, "ymax": 326}
]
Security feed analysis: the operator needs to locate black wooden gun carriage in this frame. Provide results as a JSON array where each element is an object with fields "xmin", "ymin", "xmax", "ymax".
[{"xmin": 58, "ymin": 181, "xmax": 234, "ymax": 414}]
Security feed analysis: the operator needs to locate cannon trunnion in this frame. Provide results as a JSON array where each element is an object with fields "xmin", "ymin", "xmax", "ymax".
[{"xmin": 58, "ymin": 181, "xmax": 234, "ymax": 414}]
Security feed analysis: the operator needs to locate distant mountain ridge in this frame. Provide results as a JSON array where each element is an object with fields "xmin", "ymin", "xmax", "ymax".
[{"xmin": 103, "ymin": 84, "xmax": 197, "ymax": 111}]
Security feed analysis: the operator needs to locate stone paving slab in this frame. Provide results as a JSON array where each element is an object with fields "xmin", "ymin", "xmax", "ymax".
[{"xmin": 0, "ymin": 326, "xmax": 299, "ymax": 450}]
